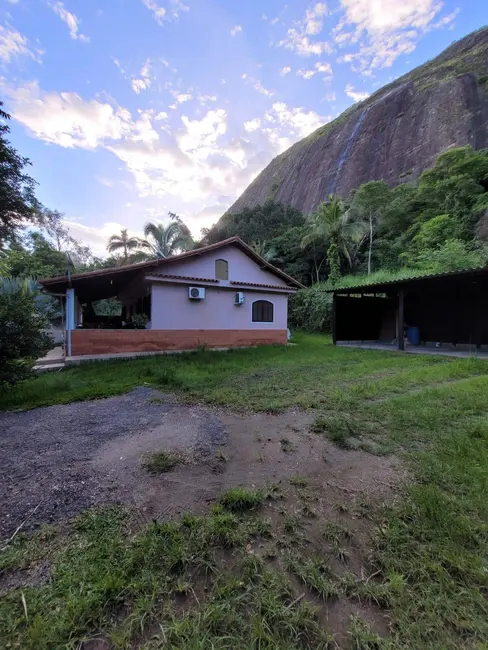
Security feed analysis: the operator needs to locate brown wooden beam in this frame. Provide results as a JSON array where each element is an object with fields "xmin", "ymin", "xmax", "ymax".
[
  {"xmin": 397, "ymin": 289, "xmax": 405, "ymax": 351},
  {"xmin": 332, "ymin": 293, "xmax": 337, "ymax": 345}
]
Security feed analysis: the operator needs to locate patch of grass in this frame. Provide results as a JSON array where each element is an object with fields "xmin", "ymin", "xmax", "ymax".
[
  {"xmin": 283, "ymin": 515, "xmax": 301, "ymax": 534},
  {"xmin": 323, "ymin": 521, "xmax": 353, "ymax": 544},
  {"xmin": 289, "ymin": 475, "xmax": 308, "ymax": 487},
  {"xmin": 220, "ymin": 487, "xmax": 264, "ymax": 512},
  {"xmin": 0, "ymin": 506, "xmax": 336, "ymax": 650},
  {"xmin": 286, "ymin": 553, "xmax": 340, "ymax": 601},
  {"xmin": 141, "ymin": 451, "xmax": 181, "ymax": 473},
  {"xmin": 348, "ymin": 616, "xmax": 389, "ymax": 649}
]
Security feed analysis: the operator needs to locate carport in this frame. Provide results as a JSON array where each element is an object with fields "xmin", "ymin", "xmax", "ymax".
[{"xmin": 328, "ymin": 268, "xmax": 488, "ymax": 355}]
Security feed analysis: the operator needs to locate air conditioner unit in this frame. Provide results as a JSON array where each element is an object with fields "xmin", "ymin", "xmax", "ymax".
[
  {"xmin": 234, "ymin": 291, "xmax": 245, "ymax": 305},
  {"xmin": 188, "ymin": 287, "xmax": 205, "ymax": 300}
]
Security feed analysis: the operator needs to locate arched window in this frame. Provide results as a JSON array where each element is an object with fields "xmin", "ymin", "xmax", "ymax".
[
  {"xmin": 215, "ymin": 259, "xmax": 229, "ymax": 280},
  {"xmin": 252, "ymin": 300, "xmax": 274, "ymax": 323}
]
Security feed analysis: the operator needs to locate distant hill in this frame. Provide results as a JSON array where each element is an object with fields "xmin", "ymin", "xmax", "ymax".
[{"xmin": 219, "ymin": 27, "xmax": 488, "ymax": 225}]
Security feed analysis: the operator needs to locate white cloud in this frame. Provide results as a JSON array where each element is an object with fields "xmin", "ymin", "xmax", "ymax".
[
  {"xmin": 297, "ymin": 61, "xmax": 333, "ymax": 80},
  {"xmin": 345, "ymin": 83, "xmax": 370, "ymax": 101},
  {"xmin": 171, "ymin": 90, "xmax": 193, "ymax": 103},
  {"xmin": 244, "ymin": 118, "xmax": 261, "ymax": 132},
  {"xmin": 50, "ymin": 2, "xmax": 90, "ymax": 42},
  {"xmin": 141, "ymin": 0, "xmax": 189, "ymax": 25},
  {"xmin": 2, "ymin": 80, "xmax": 132, "ymax": 148},
  {"xmin": 279, "ymin": 2, "xmax": 332, "ymax": 56},
  {"xmin": 141, "ymin": 0, "xmax": 166, "ymax": 24},
  {"xmin": 4, "ymin": 78, "xmax": 331, "ymax": 236},
  {"xmin": 230, "ymin": 25, "xmax": 242, "ymax": 36},
  {"xmin": 297, "ymin": 69, "xmax": 316, "ymax": 80},
  {"xmin": 131, "ymin": 59, "xmax": 152, "ymax": 94},
  {"xmin": 96, "ymin": 176, "xmax": 114, "ymax": 187},
  {"xmin": 335, "ymin": 0, "xmax": 455, "ymax": 71},
  {"xmin": 63, "ymin": 220, "xmax": 144, "ymax": 256},
  {"xmin": 0, "ymin": 26, "xmax": 42, "ymax": 63},
  {"xmin": 241, "ymin": 74, "xmax": 274, "ymax": 97},
  {"xmin": 280, "ymin": 66, "xmax": 292, "ymax": 76}
]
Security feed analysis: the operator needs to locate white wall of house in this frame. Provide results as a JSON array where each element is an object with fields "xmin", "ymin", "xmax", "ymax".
[
  {"xmin": 161, "ymin": 245, "xmax": 290, "ymax": 287},
  {"xmin": 150, "ymin": 284, "xmax": 289, "ymax": 330}
]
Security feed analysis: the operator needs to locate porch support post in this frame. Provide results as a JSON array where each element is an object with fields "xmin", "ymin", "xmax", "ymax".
[
  {"xmin": 66, "ymin": 288, "xmax": 75, "ymax": 357},
  {"xmin": 397, "ymin": 288, "xmax": 405, "ymax": 351},
  {"xmin": 332, "ymin": 292, "xmax": 337, "ymax": 345}
]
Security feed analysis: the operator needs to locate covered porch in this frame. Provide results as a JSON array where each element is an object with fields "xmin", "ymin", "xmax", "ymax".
[{"xmin": 330, "ymin": 268, "xmax": 488, "ymax": 356}]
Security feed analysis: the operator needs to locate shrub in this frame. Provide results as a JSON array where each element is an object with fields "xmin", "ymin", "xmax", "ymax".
[
  {"xmin": 0, "ymin": 279, "xmax": 52, "ymax": 388},
  {"xmin": 288, "ymin": 284, "xmax": 332, "ymax": 332}
]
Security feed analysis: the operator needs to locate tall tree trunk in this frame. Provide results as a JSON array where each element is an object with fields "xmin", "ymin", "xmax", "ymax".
[{"xmin": 368, "ymin": 214, "xmax": 373, "ymax": 275}]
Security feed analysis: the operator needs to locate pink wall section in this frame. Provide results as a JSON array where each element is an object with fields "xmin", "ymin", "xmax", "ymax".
[
  {"xmin": 162, "ymin": 245, "xmax": 290, "ymax": 287},
  {"xmin": 151, "ymin": 284, "xmax": 289, "ymax": 330}
]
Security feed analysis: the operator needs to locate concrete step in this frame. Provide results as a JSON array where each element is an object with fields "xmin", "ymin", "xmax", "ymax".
[{"xmin": 33, "ymin": 362, "xmax": 66, "ymax": 373}]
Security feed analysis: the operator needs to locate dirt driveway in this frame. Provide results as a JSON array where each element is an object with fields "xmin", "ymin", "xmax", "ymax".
[{"xmin": 0, "ymin": 387, "xmax": 400, "ymax": 541}]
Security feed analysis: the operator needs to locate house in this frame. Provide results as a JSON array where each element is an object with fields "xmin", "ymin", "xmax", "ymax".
[
  {"xmin": 328, "ymin": 267, "xmax": 488, "ymax": 355},
  {"xmin": 39, "ymin": 237, "xmax": 304, "ymax": 359}
]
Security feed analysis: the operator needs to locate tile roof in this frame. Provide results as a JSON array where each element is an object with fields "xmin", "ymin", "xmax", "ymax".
[
  {"xmin": 39, "ymin": 236, "xmax": 304, "ymax": 289},
  {"xmin": 230, "ymin": 280, "xmax": 297, "ymax": 291},
  {"xmin": 147, "ymin": 273, "xmax": 219, "ymax": 283}
]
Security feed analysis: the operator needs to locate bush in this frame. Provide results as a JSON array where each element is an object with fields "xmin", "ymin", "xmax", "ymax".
[
  {"xmin": 288, "ymin": 284, "xmax": 332, "ymax": 332},
  {"xmin": 0, "ymin": 280, "xmax": 52, "ymax": 387}
]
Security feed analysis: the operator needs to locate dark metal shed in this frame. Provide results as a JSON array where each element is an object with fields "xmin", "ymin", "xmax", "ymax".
[{"xmin": 327, "ymin": 267, "xmax": 488, "ymax": 353}]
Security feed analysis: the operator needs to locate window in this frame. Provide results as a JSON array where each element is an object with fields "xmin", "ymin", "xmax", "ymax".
[
  {"xmin": 252, "ymin": 300, "xmax": 274, "ymax": 323},
  {"xmin": 215, "ymin": 259, "xmax": 228, "ymax": 280}
]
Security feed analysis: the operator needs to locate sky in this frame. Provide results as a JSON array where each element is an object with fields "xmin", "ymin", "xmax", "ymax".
[{"xmin": 1, "ymin": 0, "xmax": 487, "ymax": 256}]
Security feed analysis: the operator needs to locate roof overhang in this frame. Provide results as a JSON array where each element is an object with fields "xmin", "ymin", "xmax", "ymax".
[{"xmin": 39, "ymin": 236, "xmax": 304, "ymax": 301}]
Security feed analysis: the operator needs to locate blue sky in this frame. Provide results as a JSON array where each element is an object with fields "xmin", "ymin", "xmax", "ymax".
[{"xmin": 1, "ymin": 0, "xmax": 487, "ymax": 254}]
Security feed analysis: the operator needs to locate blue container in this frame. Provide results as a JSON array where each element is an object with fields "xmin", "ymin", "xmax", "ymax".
[{"xmin": 407, "ymin": 326, "xmax": 420, "ymax": 346}]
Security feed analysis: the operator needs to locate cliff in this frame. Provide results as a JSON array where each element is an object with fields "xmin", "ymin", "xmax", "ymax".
[{"xmin": 225, "ymin": 27, "xmax": 488, "ymax": 219}]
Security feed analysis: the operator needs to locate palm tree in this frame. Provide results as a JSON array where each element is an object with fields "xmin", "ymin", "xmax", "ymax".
[
  {"xmin": 107, "ymin": 229, "xmax": 142, "ymax": 263},
  {"xmin": 301, "ymin": 195, "xmax": 364, "ymax": 282},
  {"xmin": 141, "ymin": 221, "xmax": 193, "ymax": 259}
]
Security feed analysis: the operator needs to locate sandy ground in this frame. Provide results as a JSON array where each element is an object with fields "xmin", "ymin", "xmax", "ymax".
[
  {"xmin": 0, "ymin": 387, "xmax": 401, "ymax": 539},
  {"xmin": 0, "ymin": 387, "xmax": 405, "ymax": 645}
]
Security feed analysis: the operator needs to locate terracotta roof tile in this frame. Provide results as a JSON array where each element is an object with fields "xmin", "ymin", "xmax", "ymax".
[
  {"xmin": 230, "ymin": 280, "xmax": 297, "ymax": 291},
  {"xmin": 147, "ymin": 273, "xmax": 219, "ymax": 283}
]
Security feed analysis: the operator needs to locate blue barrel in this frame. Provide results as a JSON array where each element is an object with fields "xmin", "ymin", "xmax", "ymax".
[{"xmin": 407, "ymin": 326, "xmax": 420, "ymax": 346}]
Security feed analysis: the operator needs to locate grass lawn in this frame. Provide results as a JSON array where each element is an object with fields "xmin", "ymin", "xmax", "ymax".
[{"xmin": 1, "ymin": 334, "xmax": 488, "ymax": 649}]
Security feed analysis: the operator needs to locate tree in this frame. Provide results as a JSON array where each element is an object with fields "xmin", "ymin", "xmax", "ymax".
[
  {"xmin": 0, "ymin": 102, "xmax": 39, "ymax": 245},
  {"xmin": 141, "ymin": 220, "xmax": 193, "ymax": 258},
  {"xmin": 412, "ymin": 239, "xmax": 488, "ymax": 273},
  {"xmin": 348, "ymin": 181, "xmax": 390, "ymax": 275},
  {"xmin": 0, "ymin": 277, "xmax": 52, "ymax": 387},
  {"xmin": 302, "ymin": 195, "xmax": 363, "ymax": 282},
  {"xmin": 107, "ymin": 228, "xmax": 142, "ymax": 262},
  {"xmin": 4, "ymin": 232, "xmax": 68, "ymax": 278}
]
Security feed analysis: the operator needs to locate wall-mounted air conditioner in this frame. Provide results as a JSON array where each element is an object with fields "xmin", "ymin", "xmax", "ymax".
[
  {"xmin": 188, "ymin": 287, "xmax": 205, "ymax": 300},
  {"xmin": 234, "ymin": 291, "xmax": 245, "ymax": 305}
]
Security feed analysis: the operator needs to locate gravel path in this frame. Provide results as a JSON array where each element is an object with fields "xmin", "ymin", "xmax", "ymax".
[{"xmin": 0, "ymin": 388, "xmax": 227, "ymax": 540}]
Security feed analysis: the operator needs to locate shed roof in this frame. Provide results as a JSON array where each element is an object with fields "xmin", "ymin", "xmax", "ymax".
[
  {"xmin": 39, "ymin": 236, "xmax": 304, "ymax": 302},
  {"xmin": 327, "ymin": 266, "xmax": 488, "ymax": 294}
]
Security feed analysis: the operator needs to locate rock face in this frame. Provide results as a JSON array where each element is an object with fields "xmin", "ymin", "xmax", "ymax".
[{"xmin": 226, "ymin": 27, "xmax": 488, "ymax": 218}]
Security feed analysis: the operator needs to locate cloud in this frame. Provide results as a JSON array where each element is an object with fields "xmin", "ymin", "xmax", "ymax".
[
  {"xmin": 4, "ymin": 78, "xmax": 330, "ymax": 235},
  {"xmin": 279, "ymin": 2, "xmax": 332, "ymax": 56},
  {"xmin": 50, "ymin": 2, "xmax": 90, "ymax": 42},
  {"xmin": 345, "ymin": 83, "xmax": 370, "ymax": 101},
  {"xmin": 141, "ymin": 0, "xmax": 189, "ymax": 25},
  {"xmin": 171, "ymin": 90, "xmax": 193, "ymax": 103},
  {"xmin": 280, "ymin": 66, "xmax": 292, "ymax": 76},
  {"xmin": 296, "ymin": 61, "xmax": 333, "ymax": 80},
  {"xmin": 244, "ymin": 118, "xmax": 261, "ymax": 132},
  {"xmin": 131, "ymin": 59, "xmax": 152, "ymax": 94},
  {"xmin": 63, "ymin": 219, "xmax": 143, "ymax": 256},
  {"xmin": 2, "ymin": 80, "xmax": 132, "ymax": 148},
  {"xmin": 334, "ymin": 0, "xmax": 455, "ymax": 71},
  {"xmin": 241, "ymin": 73, "xmax": 274, "ymax": 97},
  {"xmin": 230, "ymin": 25, "xmax": 242, "ymax": 36},
  {"xmin": 0, "ymin": 26, "xmax": 42, "ymax": 63}
]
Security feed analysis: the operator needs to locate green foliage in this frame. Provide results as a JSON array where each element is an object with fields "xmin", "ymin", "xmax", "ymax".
[
  {"xmin": 289, "ymin": 284, "xmax": 332, "ymax": 332},
  {"xmin": 220, "ymin": 487, "xmax": 264, "ymax": 512},
  {"xmin": 141, "ymin": 451, "xmax": 181, "ymax": 473},
  {"xmin": 131, "ymin": 313, "xmax": 148, "ymax": 329},
  {"xmin": 0, "ymin": 102, "xmax": 39, "ymax": 245},
  {"xmin": 4, "ymin": 232, "xmax": 68, "ymax": 278},
  {"xmin": 0, "ymin": 278, "xmax": 52, "ymax": 387},
  {"xmin": 106, "ymin": 228, "xmax": 143, "ymax": 261},
  {"xmin": 206, "ymin": 199, "xmax": 304, "ymax": 245},
  {"xmin": 411, "ymin": 238, "xmax": 488, "ymax": 273},
  {"xmin": 141, "ymin": 215, "xmax": 194, "ymax": 259}
]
